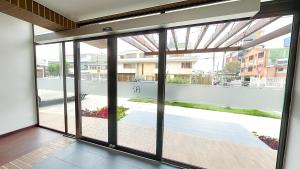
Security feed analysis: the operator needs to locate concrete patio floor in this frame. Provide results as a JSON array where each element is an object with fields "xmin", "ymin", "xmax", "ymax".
[{"xmin": 38, "ymin": 95, "xmax": 279, "ymax": 169}]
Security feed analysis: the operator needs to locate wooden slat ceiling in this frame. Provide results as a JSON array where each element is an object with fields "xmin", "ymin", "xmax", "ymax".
[{"xmin": 0, "ymin": 0, "xmax": 77, "ymax": 31}]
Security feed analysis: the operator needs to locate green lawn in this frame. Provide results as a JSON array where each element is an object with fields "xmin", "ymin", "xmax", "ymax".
[{"xmin": 128, "ymin": 98, "xmax": 281, "ymax": 119}]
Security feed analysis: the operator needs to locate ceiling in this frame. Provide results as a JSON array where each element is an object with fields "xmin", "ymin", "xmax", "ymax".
[{"xmin": 35, "ymin": 0, "xmax": 183, "ymax": 22}]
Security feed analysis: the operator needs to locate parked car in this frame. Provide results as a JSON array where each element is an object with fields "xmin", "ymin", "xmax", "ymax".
[
  {"xmin": 242, "ymin": 81, "xmax": 250, "ymax": 86},
  {"xmin": 230, "ymin": 80, "xmax": 242, "ymax": 86}
]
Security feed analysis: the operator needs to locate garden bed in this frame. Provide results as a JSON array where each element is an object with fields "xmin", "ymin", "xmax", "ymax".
[
  {"xmin": 82, "ymin": 106, "xmax": 128, "ymax": 120},
  {"xmin": 258, "ymin": 135, "xmax": 279, "ymax": 150}
]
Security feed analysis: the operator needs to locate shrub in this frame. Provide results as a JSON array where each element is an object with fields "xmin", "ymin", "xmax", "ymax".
[
  {"xmin": 117, "ymin": 106, "xmax": 128, "ymax": 120},
  {"xmin": 82, "ymin": 106, "xmax": 128, "ymax": 120},
  {"xmin": 167, "ymin": 77, "xmax": 190, "ymax": 84}
]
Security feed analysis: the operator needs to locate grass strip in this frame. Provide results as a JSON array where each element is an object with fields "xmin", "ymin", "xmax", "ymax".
[{"xmin": 128, "ymin": 98, "xmax": 281, "ymax": 119}]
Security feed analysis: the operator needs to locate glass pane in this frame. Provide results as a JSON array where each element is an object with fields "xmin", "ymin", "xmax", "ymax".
[
  {"xmin": 66, "ymin": 42, "xmax": 76, "ymax": 135},
  {"xmin": 117, "ymin": 33, "xmax": 158, "ymax": 154},
  {"xmin": 36, "ymin": 43, "xmax": 64, "ymax": 132},
  {"xmin": 80, "ymin": 39, "xmax": 108, "ymax": 142},
  {"xmin": 163, "ymin": 15, "xmax": 293, "ymax": 169}
]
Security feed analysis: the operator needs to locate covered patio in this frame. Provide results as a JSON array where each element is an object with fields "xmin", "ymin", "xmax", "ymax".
[{"xmin": 39, "ymin": 95, "xmax": 280, "ymax": 169}]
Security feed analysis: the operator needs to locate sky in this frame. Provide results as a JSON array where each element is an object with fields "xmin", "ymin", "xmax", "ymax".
[{"xmin": 36, "ymin": 15, "xmax": 293, "ymax": 72}]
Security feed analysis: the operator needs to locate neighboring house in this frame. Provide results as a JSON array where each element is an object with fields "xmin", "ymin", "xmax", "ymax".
[
  {"xmin": 225, "ymin": 52, "xmax": 239, "ymax": 64},
  {"xmin": 36, "ymin": 59, "xmax": 48, "ymax": 78},
  {"xmin": 36, "ymin": 66, "xmax": 45, "ymax": 78},
  {"xmin": 79, "ymin": 53, "xmax": 107, "ymax": 80},
  {"xmin": 240, "ymin": 47, "xmax": 289, "ymax": 81},
  {"xmin": 38, "ymin": 51, "xmax": 198, "ymax": 81},
  {"xmin": 118, "ymin": 50, "xmax": 198, "ymax": 81}
]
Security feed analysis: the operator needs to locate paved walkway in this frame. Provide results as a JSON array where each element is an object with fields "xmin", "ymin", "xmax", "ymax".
[
  {"xmin": 40, "ymin": 113, "xmax": 277, "ymax": 169},
  {"xmin": 121, "ymin": 110, "xmax": 268, "ymax": 148},
  {"xmin": 38, "ymin": 95, "xmax": 280, "ymax": 169}
]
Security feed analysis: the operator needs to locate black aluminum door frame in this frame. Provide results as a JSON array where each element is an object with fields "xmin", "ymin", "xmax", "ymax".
[
  {"xmin": 107, "ymin": 36, "xmax": 118, "ymax": 147},
  {"xmin": 73, "ymin": 29, "xmax": 167, "ymax": 160}
]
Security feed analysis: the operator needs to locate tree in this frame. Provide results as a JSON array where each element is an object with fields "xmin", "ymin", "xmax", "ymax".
[
  {"xmin": 48, "ymin": 63, "xmax": 60, "ymax": 76},
  {"xmin": 224, "ymin": 61, "xmax": 240, "ymax": 75}
]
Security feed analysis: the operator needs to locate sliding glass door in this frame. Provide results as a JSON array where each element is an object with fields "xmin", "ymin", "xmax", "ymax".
[
  {"xmin": 116, "ymin": 33, "xmax": 159, "ymax": 154},
  {"xmin": 36, "ymin": 42, "xmax": 76, "ymax": 135},
  {"xmin": 79, "ymin": 39, "xmax": 109, "ymax": 142},
  {"xmin": 36, "ymin": 43, "xmax": 65, "ymax": 132},
  {"xmin": 65, "ymin": 42, "xmax": 76, "ymax": 135}
]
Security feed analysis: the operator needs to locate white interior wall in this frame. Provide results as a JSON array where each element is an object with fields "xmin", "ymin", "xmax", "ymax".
[
  {"xmin": 0, "ymin": 13, "xmax": 37, "ymax": 135},
  {"xmin": 284, "ymin": 27, "xmax": 300, "ymax": 169}
]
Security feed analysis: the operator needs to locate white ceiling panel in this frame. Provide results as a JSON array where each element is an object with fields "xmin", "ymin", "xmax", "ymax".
[{"xmin": 35, "ymin": 0, "xmax": 182, "ymax": 21}]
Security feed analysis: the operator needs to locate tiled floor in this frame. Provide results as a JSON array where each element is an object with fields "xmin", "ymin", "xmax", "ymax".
[
  {"xmin": 31, "ymin": 141, "xmax": 178, "ymax": 169},
  {"xmin": 39, "ymin": 113, "xmax": 277, "ymax": 169},
  {"xmin": 0, "ymin": 127, "xmax": 62, "ymax": 166},
  {"xmin": 1, "ymin": 136, "xmax": 74, "ymax": 169}
]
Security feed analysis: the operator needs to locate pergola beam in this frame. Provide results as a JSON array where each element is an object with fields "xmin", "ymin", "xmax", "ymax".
[
  {"xmin": 132, "ymin": 35, "xmax": 156, "ymax": 51},
  {"xmin": 144, "ymin": 47, "xmax": 240, "ymax": 55},
  {"xmin": 224, "ymin": 17, "xmax": 279, "ymax": 47},
  {"xmin": 144, "ymin": 34, "xmax": 170, "ymax": 51},
  {"xmin": 144, "ymin": 35, "xmax": 158, "ymax": 49},
  {"xmin": 203, "ymin": 23, "xmax": 230, "ymax": 49},
  {"xmin": 120, "ymin": 37, "xmax": 148, "ymax": 52},
  {"xmin": 241, "ymin": 23, "xmax": 292, "ymax": 49},
  {"xmin": 171, "ymin": 29, "xmax": 178, "ymax": 50},
  {"xmin": 0, "ymin": 0, "xmax": 76, "ymax": 31},
  {"xmin": 214, "ymin": 20, "xmax": 252, "ymax": 48},
  {"xmin": 194, "ymin": 25, "xmax": 208, "ymax": 49},
  {"xmin": 185, "ymin": 27, "xmax": 191, "ymax": 50}
]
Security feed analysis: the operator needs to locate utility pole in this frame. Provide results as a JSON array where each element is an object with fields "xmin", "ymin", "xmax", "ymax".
[
  {"xmin": 222, "ymin": 51, "xmax": 226, "ymax": 83},
  {"xmin": 212, "ymin": 52, "xmax": 215, "ymax": 85}
]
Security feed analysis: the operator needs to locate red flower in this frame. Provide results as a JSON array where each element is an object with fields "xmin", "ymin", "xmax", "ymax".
[
  {"xmin": 99, "ymin": 106, "xmax": 108, "ymax": 119},
  {"xmin": 82, "ymin": 106, "xmax": 109, "ymax": 119}
]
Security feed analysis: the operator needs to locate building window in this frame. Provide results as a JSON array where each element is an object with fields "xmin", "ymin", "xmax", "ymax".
[
  {"xmin": 248, "ymin": 66, "xmax": 253, "ymax": 72},
  {"xmin": 122, "ymin": 53, "xmax": 137, "ymax": 59},
  {"xmin": 249, "ymin": 55, "xmax": 254, "ymax": 61},
  {"xmin": 277, "ymin": 67, "xmax": 286, "ymax": 72},
  {"xmin": 181, "ymin": 62, "xmax": 192, "ymax": 69},
  {"xmin": 277, "ymin": 59, "xmax": 288, "ymax": 65},
  {"xmin": 258, "ymin": 52, "xmax": 264, "ymax": 58},
  {"xmin": 123, "ymin": 63, "xmax": 136, "ymax": 69}
]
